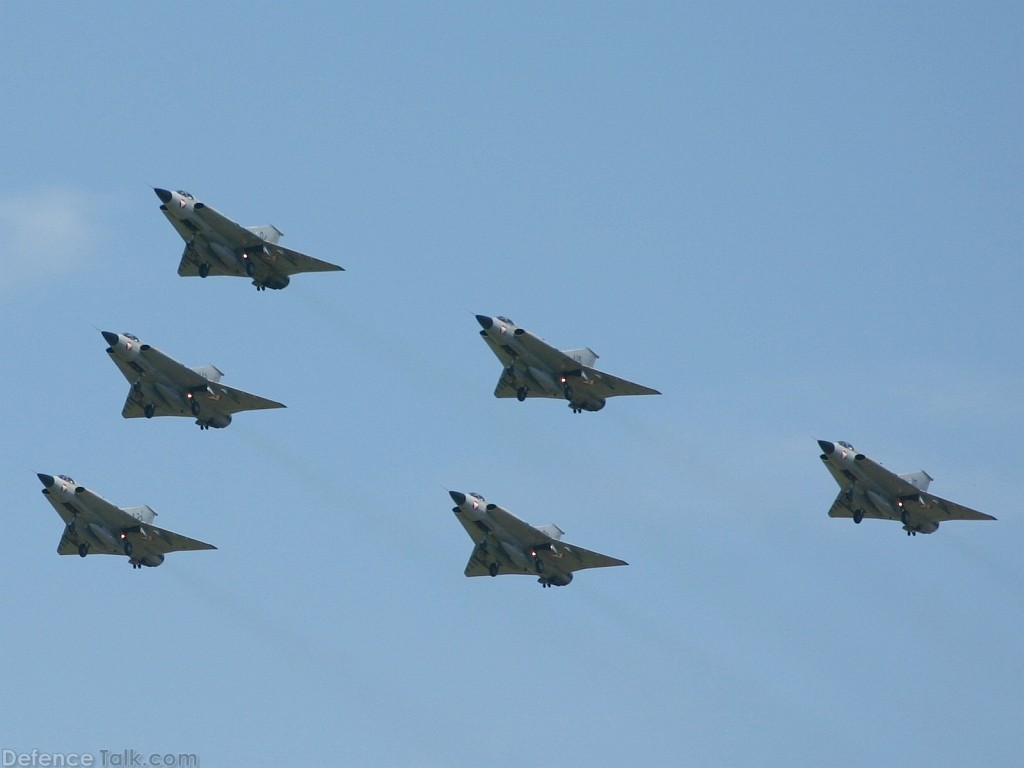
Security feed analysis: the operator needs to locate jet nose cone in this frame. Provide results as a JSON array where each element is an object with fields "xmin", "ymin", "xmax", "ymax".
[
  {"xmin": 449, "ymin": 491, "xmax": 467, "ymax": 506},
  {"xmin": 475, "ymin": 315, "xmax": 493, "ymax": 330},
  {"xmin": 37, "ymin": 473, "xmax": 54, "ymax": 488},
  {"xmin": 818, "ymin": 440, "xmax": 835, "ymax": 455},
  {"xmin": 154, "ymin": 188, "xmax": 172, "ymax": 204},
  {"xmin": 101, "ymin": 330, "xmax": 119, "ymax": 346}
]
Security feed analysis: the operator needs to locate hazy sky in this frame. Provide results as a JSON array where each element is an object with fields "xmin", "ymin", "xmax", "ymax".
[{"xmin": 1, "ymin": 2, "xmax": 1021, "ymax": 766}]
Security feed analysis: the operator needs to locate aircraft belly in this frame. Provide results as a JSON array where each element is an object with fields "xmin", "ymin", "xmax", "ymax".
[
  {"xmin": 866, "ymin": 490, "xmax": 896, "ymax": 520},
  {"xmin": 179, "ymin": 218, "xmax": 200, "ymax": 235},
  {"xmin": 88, "ymin": 522, "xmax": 117, "ymax": 550},
  {"xmin": 65, "ymin": 520, "xmax": 99, "ymax": 548},
  {"xmin": 541, "ymin": 560, "xmax": 571, "ymax": 583},
  {"xmin": 209, "ymin": 241, "xmax": 241, "ymax": 271},
  {"xmin": 498, "ymin": 540, "xmax": 530, "ymax": 570},
  {"xmin": 190, "ymin": 239, "xmax": 213, "ymax": 262},
  {"xmin": 526, "ymin": 366, "xmax": 560, "ymax": 397},
  {"xmin": 154, "ymin": 382, "xmax": 187, "ymax": 412}
]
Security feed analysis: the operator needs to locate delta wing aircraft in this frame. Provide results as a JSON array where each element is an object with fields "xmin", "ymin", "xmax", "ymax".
[
  {"xmin": 448, "ymin": 491, "xmax": 627, "ymax": 587},
  {"xmin": 37, "ymin": 473, "xmax": 215, "ymax": 569},
  {"xmin": 475, "ymin": 315, "xmax": 660, "ymax": 413},
  {"xmin": 818, "ymin": 440, "xmax": 995, "ymax": 536},
  {"xmin": 101, "ymin": 331, "xmax": 285, "ymax": 429},
  {"xmin": 154, "ymin": 188, "xmax": 343, "ymax": 291}
]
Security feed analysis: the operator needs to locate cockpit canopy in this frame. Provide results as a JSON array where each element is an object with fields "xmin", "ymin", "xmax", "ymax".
[
  {"xmin": 57, "ymin": 474, "xmax": 75, "ymax": 484},
  {"xmin": 838, "ymin": 441, "xmax": 854, "ymax": 450},
  {"xmin": 175, "ymin": 190, "xmax": 194, "ymax": 199},
  {"xmin": 468, "ymin": 492, "xmax": 485, "ymax": 501},
  {"xmin": 124, "ymin": 333, "xmax": 140, "ymax": 342},
  {"xmin": 496, "ymin": 316, "xmax": 514, "ymax": 325}
]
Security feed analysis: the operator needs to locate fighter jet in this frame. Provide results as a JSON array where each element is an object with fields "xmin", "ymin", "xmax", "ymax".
[
  {"xmin": 817, "ymin": 440, "xmax": 996, "ymax": 536},
  {"xmin": 154, "ymin": 188, "xmax": 343, "ymax": 291},
  {"xmin": 101, "ymin": 330, "xmax": 285, "ymax": 429},
  {"xmin": 36, "ymin": 473, "xmax": 215, "ymax": 569},
  {"xmin": 448, "ymin": 491, "xmax": 627, "ymax": 587},
  {"xmin": 475, "ymin": 315, "xmax": 660, "ymax": 413}
]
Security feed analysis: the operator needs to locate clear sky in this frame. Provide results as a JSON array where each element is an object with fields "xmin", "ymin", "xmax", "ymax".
[{"xmin": 1, "ymin": 2, "xmax": 1021, "ymax": 766}]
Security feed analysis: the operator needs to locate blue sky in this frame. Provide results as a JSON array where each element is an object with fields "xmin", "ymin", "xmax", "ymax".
[{"xmin": 1, "ymin": 2, "xmax": 1021, "ymax": 766}]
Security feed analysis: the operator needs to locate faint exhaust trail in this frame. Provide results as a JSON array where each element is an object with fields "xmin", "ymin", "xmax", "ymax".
[
  {"xmin": 570, "ymin": 580, "xmax": 856, "ymax": 756},
  {"xmin": 164, "ymin": 561, "xmax": 353, "ymax": 670},
  {"xmin": 287, "ymin": 283, "xmax": 492, "ymax": 418},
  {"xmin": 164, "ymin": 557, "xmax": 456, "ymax": 764},
  {"xmin": 287, "ymin": 283, "xmax": 439, "ymax": 390},
  {"xmin": 936, "ymin": 527, "xmax": 1018, "ymax": 587},
  {"xmin": 231, "ymin": 420, "xmax": 334, "ymax": 491},
  {"xmin": 228, "ymin": 420, "xmax": 430, "ymax": 556}
]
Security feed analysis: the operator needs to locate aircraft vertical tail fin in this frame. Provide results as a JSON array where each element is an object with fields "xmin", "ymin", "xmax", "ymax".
[
  {"xmin": 898, "ymin": 470, "xmax": 933, "ymax": 492},
  {"xmin": 191, "ymin": 365, "xmax": 224, "ymax": 384},
  {"xmin": 535, "ymin": 524, "xmax": 565, "ymax": 541},
  {"xmin": 245, "ymin": 225, "xmax": 283, "ymax": 244},
  {"xmin": 561, "ymin": 347, "xmax": 599, "ymax": 368},
  {"xmin": 123, "ymin": 505, "xmax": 158, "ymax": 524}
]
